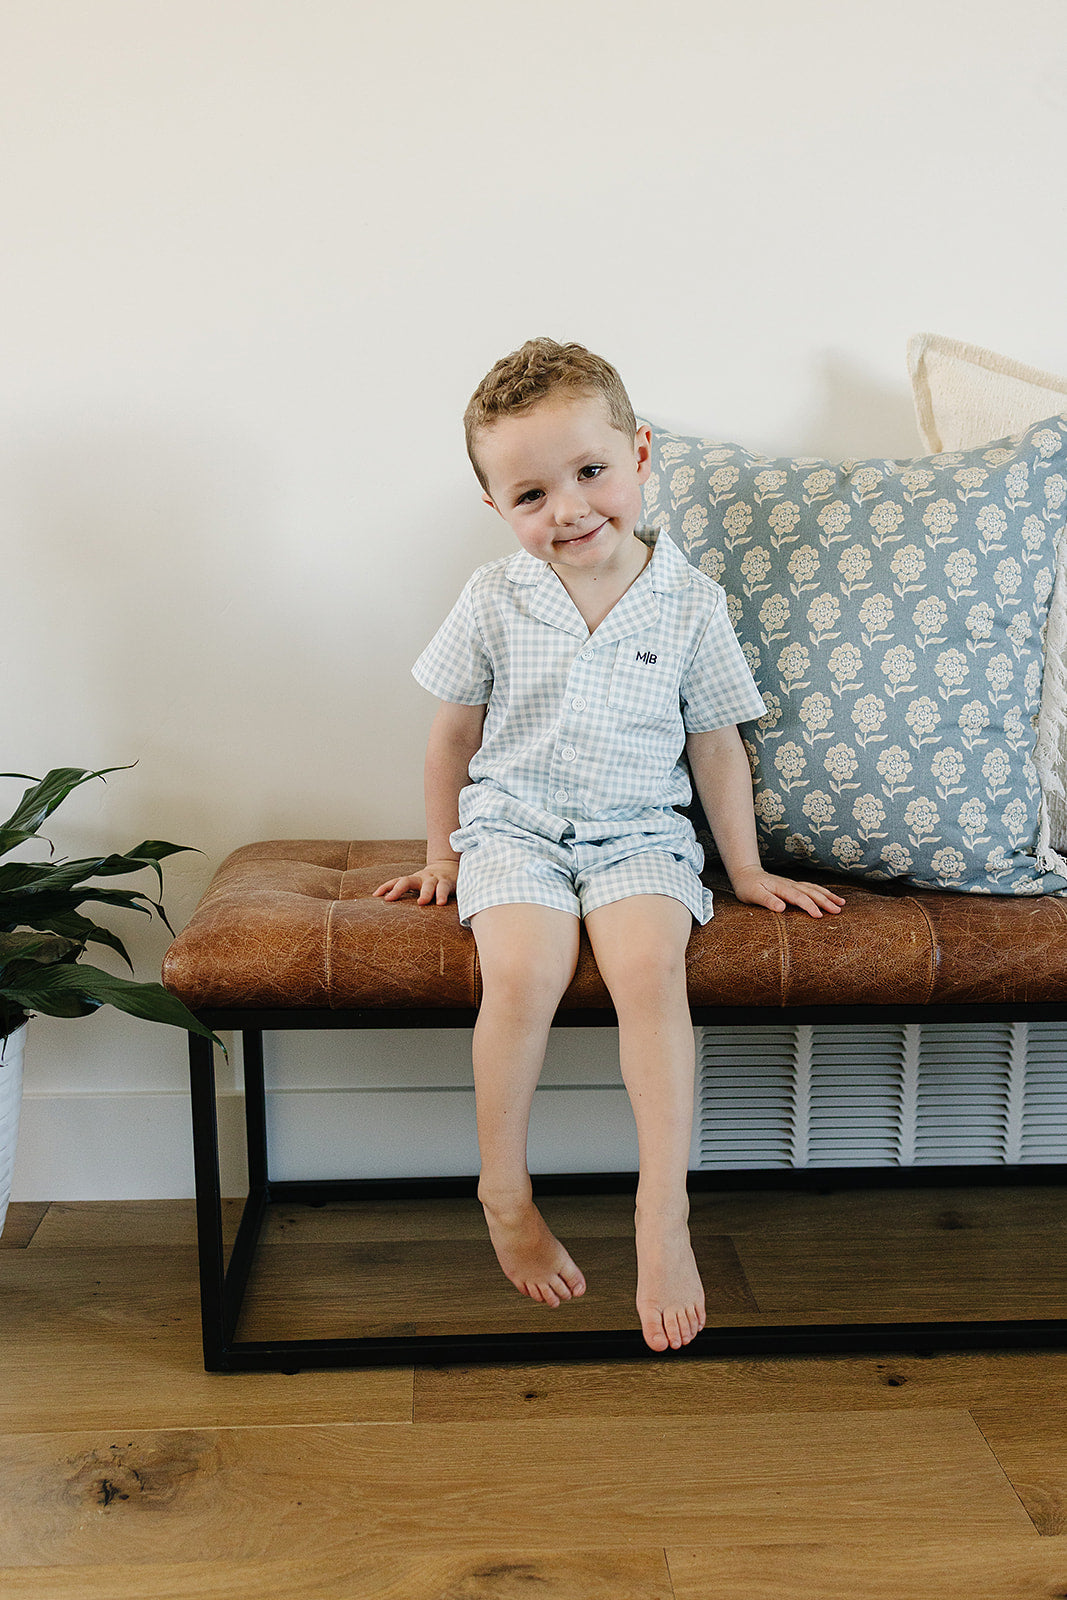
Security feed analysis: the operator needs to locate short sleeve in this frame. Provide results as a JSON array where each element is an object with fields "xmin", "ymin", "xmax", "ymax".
[
  {"xmin": 412, "ymin": 578, "xmax": 493, "ymax": 705},
  {"xmin": 681, "ymin": 583, "xmax": 766, "ymax": 732}
]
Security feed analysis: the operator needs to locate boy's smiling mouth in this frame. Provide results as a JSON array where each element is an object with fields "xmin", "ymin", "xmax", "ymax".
[{"xmin": 556, "ymin": 521, "xmax": 606, "ymax": 546}]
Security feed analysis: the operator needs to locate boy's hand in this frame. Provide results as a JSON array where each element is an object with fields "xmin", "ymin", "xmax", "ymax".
[
  {"xmin": 729, "ymin": 865, "xmax": 845, "ymax": 919},
  {"xmin": 373, "ymin": 859, "xmax": 460, "ymax": 907}
]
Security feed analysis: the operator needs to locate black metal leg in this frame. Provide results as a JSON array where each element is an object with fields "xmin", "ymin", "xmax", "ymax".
[
  {"xmin": 188, "ymin": 1031, "xmax": 228, "ymax": 1370},
  {"xmin": 240, "ymin": 1029, "xmax": 269, "ymax": 1195}
]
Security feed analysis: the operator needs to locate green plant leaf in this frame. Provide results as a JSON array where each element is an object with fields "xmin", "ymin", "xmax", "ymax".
[
  {"xmin": 0, "ymin": 766, "xmax": 130, "ymax": 856},
  {"xmin": 3, "ymin": 961, "xmax": 221, "ymax": 1044},
  {"xmin": 0, "ymin": 931, "xmax": 81, "ymax": 970}
]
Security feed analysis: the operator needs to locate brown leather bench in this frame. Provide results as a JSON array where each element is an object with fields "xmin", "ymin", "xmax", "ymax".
[{"xmin": 163, "ymin": 838, "xmax": 1067, "ymax": 1371}]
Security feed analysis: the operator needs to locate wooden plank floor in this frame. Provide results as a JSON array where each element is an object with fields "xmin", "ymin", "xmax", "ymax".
[{"xmin": 2, "ymin": 1189, "xmax": 1067, "ymax": 1598}]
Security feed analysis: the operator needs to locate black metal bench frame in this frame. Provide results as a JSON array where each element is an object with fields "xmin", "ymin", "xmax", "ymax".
[{"xmin": 188, "ymin": 999, "xmax": 1067, "ymax": 1372}]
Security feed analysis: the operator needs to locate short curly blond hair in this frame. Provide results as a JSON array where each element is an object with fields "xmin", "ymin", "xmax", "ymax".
[{"xmin": 464, "ymin": 337, "xmax": 637, "ymax": 492}]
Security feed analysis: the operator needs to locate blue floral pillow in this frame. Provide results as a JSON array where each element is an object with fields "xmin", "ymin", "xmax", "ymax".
[{"xmin": 643, "ymin": 416, "xmax": 1067, "ymax": 894}]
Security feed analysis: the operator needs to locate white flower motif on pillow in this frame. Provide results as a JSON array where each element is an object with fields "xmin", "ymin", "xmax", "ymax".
[
  {"xmin": 777, "ymin": 642, "xmax": 812, "ymax": 694},
  {"xmin": 754, "ymin": 469, "xmax": 787, "ymax": 503},
  {"xmin": 985, "ymin": 845, "xmax": 1013, "ymax": 882},
  {"xmin": 993, "ymin": 557, "xmax": 1023, "ymax": 609},
  {"xmin": 944, "ymin": 548, "xmax": 978, "ymax": 601},
  {"xmin": 754, "ymin": 788, "xmax": 788, "ymax": 832},
  {"xmin": 658, "ymin": 440, "xmax": 692, "ymax": 465},
  {"xmin": 851, "ymin": 693, "xmax": 888, "ymax": 747},
  {"xmin": 890, "ymin": 543, "xmax": 926, "ymax": 596},
  {"xmin": 982, "ymin": 747, "xmax": 1012, "ymax": 802},
  {"xmin": 807, "ymin": 592, "xmax": 841, "ymax": 645},
  {"xmin": 869, "ymin": 501, "xmax": 905, "ymax": 546},
  {"xmin": 802, "ymin": 468, "xmax": 836, "ymax": 504},
  {"xmin": 958, "ymin": 798, "xmax": 991, "ymax": 849},
  {"xmin": 958, "ymin": 699, "xmax": 991, "ymax": 750},
  {"xmin": 774, "ymin": 741, "xmax": 809, "ymax": 791},
  {"xmin": 681, "ymin": 503, "xmax": 708, "ymax": 551},
  {"xmin": 850, "ymin": 466, "xmax": 884, "ymax": 502},
  {"xmin": 698, "ymin": 547, "xmax": 725, "ymax": 583},
  {"xmin": 859, "ymin": 592, "xmax": 894, "ymax": 645},
  {"xmin": 723, "ymin": 501, "xmax": 754, "ymax": 549},
  {"xmin": 922, "ymin": 498, "xmax": 960, "ymax": 547},
  {"xmin": 1005, "ymin": 611, "xmax": 1032, "ymax": 659},
  {"xmin": 953, "ymin": 466, "xmax": 989, "ymax": 501},
  {"xmin": 904, "ymin": 795, "xmax": 941, "ymax": 845},
  {"xmin": 901, "ymin": 467, "xmax": 936, "ymax": 502},
  {"xmin": 758, "ymin": 593, "xmax": 791, "ymax": 646},
  {"xmin": 976, "ymin": 503, "xmax": 1008, "ymax": 555},
  {"xmin": 784, "ymin": 833, "xmax": 816, "ymax": 860},
  {"xmin": 741, "ymin": 640, "xmax": 762, "ymax": 680},
  {"xmin": 1033, "ymin": 566, "xmax": 1054, "ymax": 610},
  {"xmin": 798, "ymin": 692, "xmax": 834, "ymax": 745},
  {"xmin": 816, "ymin": 500, "xmax": 852, "ymax": 547},
  {"xmin": 707, "ymin": 465, "xmax": 741, "ymax": 504},
  {"xmin": 670, "ymin": 465, "xmax": 696, "ymax": 505},
  {"xmin": 1020, "ymin": 515, "xmax": 1046, "ymax": 562},
  {"xmin": 1002, "ymin": 704, "xmax": 1028, "ymax": 752},
  {"xmin": 787, "ymin": 544, "xmax": 820, "ymax": 595},
  {"xmin": 824, "ymin": 741, "xmax": 860, "ymax": 792},
  {"xmin": 931, "ymin": 746, "xmax": 968, "ymax": 800},
  {"xmin": 985, "ymin": 652, "xmax": 1015, "ymax": 706},
  {"xmin": 838, "ymin": 543, "xmax": 873, "ymax": 595},
  {"xmin": 930, "ymin": 846, "xmax": 967, "ymax": 883},
  {"xmin": 831, "ymin": 834, "xmax": 865, "ymax": 868},
  {"xmin": 934, "ymin": 647, "xmax": 970, "ymax": 700},
  {"xmin": 1004, "ymin": 461, "xmax": 1030, "ymax": 509},
  {"xmin": 755, "ymin": 693, "xmax": 784, "ymax": 738},
  {"xmin": 905, "ymin": 695, "xmax": 942, "ymax": 749},
  {"xmin": 1024, "ymin": 658, "xmax": 1042, "ymax": 707},
  {"xmin": 1032, "ymin": 428, "xmax": 1062, "ymax": 459},
  {"xmin": 827, "ymin": 641, "xmax": 864, "ymax": 695},
  {"xmin": 801, "ymin": 789, "xmax": 837, "ymax": 834},
  {"xmin": 880, "ymin": 841, "xmax": 913, "ymax": 876},
  {"xmin": 964, "ymin": 601, "xmax": 995, "ymax": 652},
  {"xmin": 740, "ymin": 545, "xmax": 772, "ymax": 595},
  {"xmin": 912, "ymin": 595, "xmax": 948, "ymax": 651},
  {"xmin": 877, "ymin": 744, "xmax": 914, "ymax": 799},
  {"xmin": 881, "ymin": 643, "xmax": 917, "ymax": 698},
  {"xmin": 768, "ymin": 500, "xmax": 802, "ymax": 547},
  {"xmin": 852, "ymin": 792, "xmax": 887, "ymax": 841},
  {"xmin": 1044, "ymin": 474, "xmax": 1066, "ymax": 513}
]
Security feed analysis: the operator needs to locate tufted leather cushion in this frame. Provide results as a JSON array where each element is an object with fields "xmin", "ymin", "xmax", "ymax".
[{"xmin": 161, "ymin": 840, "xmax": 1067, "ymax": 1013}]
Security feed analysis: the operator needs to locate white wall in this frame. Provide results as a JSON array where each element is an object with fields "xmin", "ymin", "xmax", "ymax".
[{"xmin": 6, "ymin": 0, "xmax": 1067, "ymax": 1197}]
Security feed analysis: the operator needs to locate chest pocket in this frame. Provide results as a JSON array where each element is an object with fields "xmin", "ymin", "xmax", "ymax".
[{"xmin": 607, "ymin": 642, "xmax": 680, "ymax": 725}]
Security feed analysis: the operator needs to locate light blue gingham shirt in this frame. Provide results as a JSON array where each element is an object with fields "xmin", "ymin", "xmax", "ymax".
[{"xmin": 412, "ymin": 529, "xmax": 767, "ymax": 842}]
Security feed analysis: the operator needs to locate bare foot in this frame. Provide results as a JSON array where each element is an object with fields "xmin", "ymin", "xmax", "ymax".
[
  {"xmin": 634, "ymin": 1205, "xmax": 706, "ymax": 1352},
  {"xmin": 479, "ymin": 1188, "xmax": 586, "ymax": 1307}
]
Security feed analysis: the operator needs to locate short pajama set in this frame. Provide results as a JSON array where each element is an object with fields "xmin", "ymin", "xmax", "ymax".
[{"xmin": 412, "ymin": 529, "xmax": 767, "ymax": 928}]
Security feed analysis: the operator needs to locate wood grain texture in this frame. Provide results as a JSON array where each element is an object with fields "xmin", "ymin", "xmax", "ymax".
[
  {"xmin": 0, "ymin": 1202, "xmax": 49, "ymax": 1248},
  {"xmin": 665, "ymin": 1537, "xmax": 1067, "ymax": 1598},
  {"xmin": 0, "ymin": 1411, "xmax": 1032, "ymax": 1569},
  {"xmin": 973, "ymin": 1407, "xmax": 1067, "ymax": 1537},
  {"xmin": 414, "ymin": 1349, "xmax": 1067, "ymax": 1423},
  {"xmin": 0, "ymin": 1549, "xmax": 673, "ymax": 1600}
]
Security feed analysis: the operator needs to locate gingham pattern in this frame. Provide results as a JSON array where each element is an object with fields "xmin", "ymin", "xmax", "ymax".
[
  {"xmin": 413, "ymin": 529, "xmax": 766, "ymax": 840},
  {"xmin": 454, "ymin": 818, "xmax": 714, "ymax": 926}
]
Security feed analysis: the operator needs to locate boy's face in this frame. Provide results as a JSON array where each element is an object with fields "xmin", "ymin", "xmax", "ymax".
[{"xmin": 476, "ymin": 393, "xmax": 652, "ymax": 580}]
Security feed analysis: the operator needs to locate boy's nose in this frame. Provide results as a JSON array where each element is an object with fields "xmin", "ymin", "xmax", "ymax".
[{"xmin": 553, "ymin": 492, "xmax": 587, "ymax": 525}]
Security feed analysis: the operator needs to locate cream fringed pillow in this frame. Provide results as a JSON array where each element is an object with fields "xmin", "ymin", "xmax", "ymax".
[{"xmin": 908, "ymin": 333, "xmax": 1067, "ymax": 856}]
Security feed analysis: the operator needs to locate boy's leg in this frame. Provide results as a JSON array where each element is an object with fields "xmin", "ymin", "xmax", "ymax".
[
  {"xmin": 469, "ymin": 902, "xmax": 586, "ymax": 1307},
  {"xmin": 582, "ymin": 894, "xmax": 704, "ymax": 1353}
]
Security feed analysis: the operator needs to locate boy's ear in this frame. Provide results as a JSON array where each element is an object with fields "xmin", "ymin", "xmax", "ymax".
[
  {"xmin": 482, "ymin": 492, "xmax": 502, "ymax": 516},
  {"xmin": 634, "ymin": 423, "xmax": 653, "ymax": 484}
]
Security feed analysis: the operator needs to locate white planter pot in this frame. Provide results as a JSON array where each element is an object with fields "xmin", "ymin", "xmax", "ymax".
[{"xmin": 0, "ymin": 1024, "xmax": 27, "ymax": 1240}]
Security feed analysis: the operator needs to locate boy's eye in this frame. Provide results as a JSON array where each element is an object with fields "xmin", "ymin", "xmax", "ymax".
[
  {"xmin": 515, "ymin": 489, "xmax": 543, "ymax": 506},
  {"xmin": 579, "ymin": 464, "xmax": 604, "ymax": 480}
]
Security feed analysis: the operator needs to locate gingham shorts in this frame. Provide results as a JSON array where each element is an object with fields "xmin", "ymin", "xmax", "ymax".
[{"xmin": 452, "ymin": 817, "xmax": 714, "ymax": 928}]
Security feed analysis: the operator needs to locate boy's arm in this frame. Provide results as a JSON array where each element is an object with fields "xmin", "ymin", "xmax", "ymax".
[
  {"xmin": 685, "ymin": 725, "xmax": 844, "ymax": 918},
  {"xmin": 375, "ymin": 699, "xmax": 486, "ymax": 906}
]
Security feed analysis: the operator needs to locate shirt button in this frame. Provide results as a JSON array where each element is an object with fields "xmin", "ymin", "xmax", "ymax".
[
  {"xmin": 560, "ymin": 746, "xmax": 577, "ymax": 762},
  {"xmin": 581, "ymin": 650, "xmax": 594, "ymax": 661},
  {"xmin": 554, "ymin": 789, "xmax": 568, "ymax": 803},
  {"xmin": 571, "ymin": 697, "xmax": 587, "ymax": 711}
]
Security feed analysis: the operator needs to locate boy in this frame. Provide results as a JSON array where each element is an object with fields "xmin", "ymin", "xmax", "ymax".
[{"xmin": 376, "ymin": 339, "xmax": 844, "ymax": 1352}]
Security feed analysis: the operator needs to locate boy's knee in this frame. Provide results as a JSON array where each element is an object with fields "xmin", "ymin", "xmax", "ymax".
[{"xmin": 605, "ymin": 945, "xmax": 688, "ymax": 1009}]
